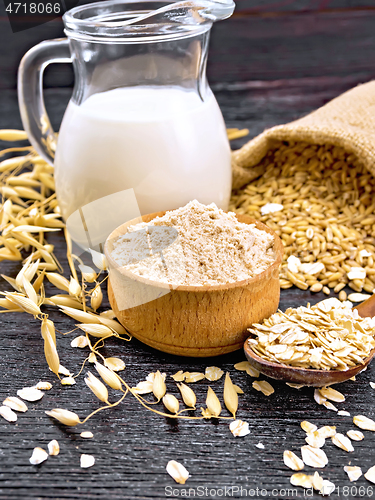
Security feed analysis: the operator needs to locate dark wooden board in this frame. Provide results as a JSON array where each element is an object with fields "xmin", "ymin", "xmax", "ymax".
[
  {"xmin": 0, "ymin": 87, "xmax": 375, "ymax": 499},
  {"xmin": 1, "ymin": 2, "xmax": 375, "ymax": 89}
]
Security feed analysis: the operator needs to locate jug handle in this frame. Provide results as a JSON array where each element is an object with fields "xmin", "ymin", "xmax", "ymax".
[{"xmin": 17, "ymin": 38, "xmax": 72, "ymax": 165}]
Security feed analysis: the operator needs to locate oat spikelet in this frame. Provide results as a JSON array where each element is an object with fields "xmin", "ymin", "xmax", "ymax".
[
  {"xmin": 95, "ymin": 362, "xmax": 122, "ymax": 390},
  {"xmin": 0, "ymin": 129, "xmax": 28, "ymax": 141},
  {"xmin": 152, "ymin": 370, "xmax": 167, "ymax": 401},
  {"xmin": 68, "ymin": 277, "xmax": 81, "ymax": 297},
  {"xmin": 77, "ymin": 323, "xmax": 113, "ymax": 338},
  {"xmin": 206, "ymin": 386, "xmax": 222, "ymax": 417},
  {"xmin": 90, "ymin": 286, "xmax": 103, "ymax": 311},
  {"xmin": 177, "ymin": 383, "xmax": 196, "ymax": 408},
  {"xmin": 45, "ymin": 408, "xmax": 81, "ymax": 426},
  {"xmin": 90, "ymin": 249, "xmax": 107, "ymax": 271},
  {"xmin": 59, "ymin": 306, "xmax": 98, "ymax": 324},
  {"xmin": 21, "ymin": 276, "xmax": 38, "ymax": 305},
  {"xmin": 223, "ymin": 372, "xmax": 238, "ymax": 418},
  {"xmin": 41, "ymin": 317, "xmax": 56, "ymax": 345},
  {"xmin": 85, "ymin": 372, "xmax": 109, "ymax": 404},
  {"xmin": 41, "ymin": 322, "xmax": 60, "ymax": 375},
  {"xmin": 166, "ymin": 460, "xmax": 189, "ymax": 484},
  {"xmin": 6, "ymin": 293, "xmax": 41, "ymax": 316},
  {"xmin": 79, "ymin": 265, "xmax": 97, "ymax": 283},
  {"xmin": 46, "ymin": 273, "xmax": 70, "ymax": 292},
  {"xmin": 162, "ymin": 394, "xmax": 179, "ymax": 414},
  {"xmin": 97, "ymin": 317, "xmax": 128, "ymax": 336}
]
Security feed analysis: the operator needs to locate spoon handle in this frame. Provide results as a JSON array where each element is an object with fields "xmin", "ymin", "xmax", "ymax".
[{"xmin": 354, "ymin": 294, "xmax": 375, "ymax": 318}]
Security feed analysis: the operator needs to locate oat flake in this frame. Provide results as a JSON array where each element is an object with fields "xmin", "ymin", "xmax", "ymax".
[
  {"xmin": 229, "ymin": 420, "xmax": 250, "ymax": 437},
  {"xmin": 344, "ymin": 466, "xmax": 362, "ymax": 482}
]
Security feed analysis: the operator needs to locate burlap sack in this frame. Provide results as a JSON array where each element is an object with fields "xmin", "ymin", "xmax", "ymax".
[{"xmin": 232, "ymin": 81, "xmax": 375, "ymax": 190}]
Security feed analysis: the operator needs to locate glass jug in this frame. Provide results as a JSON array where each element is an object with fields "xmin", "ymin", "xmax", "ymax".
[{"xmin": 18, "ymin": 0, "xmax": 235, "ymax": 221}]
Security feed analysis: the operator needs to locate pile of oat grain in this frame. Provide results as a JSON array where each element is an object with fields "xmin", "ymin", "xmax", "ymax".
[{"xmin": 111, "ymin": 200, "xmax": 275, "ymax": 286}]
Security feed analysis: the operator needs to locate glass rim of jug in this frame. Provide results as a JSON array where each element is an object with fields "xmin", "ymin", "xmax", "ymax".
[{"xmin": 63, "ymin": 0, "xmax": 215, "ymax": 44}]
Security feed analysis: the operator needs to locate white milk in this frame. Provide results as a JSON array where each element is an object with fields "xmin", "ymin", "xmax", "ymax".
[{"xmin": 54, "ymin": 86, "xmax": 231, "ymax": 220}]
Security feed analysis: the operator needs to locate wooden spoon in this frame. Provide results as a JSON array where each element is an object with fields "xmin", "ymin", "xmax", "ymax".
[{"xmin": 244, "ymin": 295, "xmax": 375, "ymax": 387}]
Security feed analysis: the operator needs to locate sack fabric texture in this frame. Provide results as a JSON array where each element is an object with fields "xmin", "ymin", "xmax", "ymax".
[{"xmin": 232, "ymin": 81, "xmax": 375, "ymax": 190}]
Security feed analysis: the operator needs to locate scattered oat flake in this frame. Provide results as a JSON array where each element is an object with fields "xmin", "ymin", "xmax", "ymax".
[
  {"xmin": 48, "ymin": 440, "xmax": 60, "ymax": 456},
  {"xmin": 166, "ymin": 460, "xmax": 190, "ymax": 484},
  {"xmin": 314, "ymin": 389, "xmax": 326, "ymax": 405},
  {"xmin": 29, "ymin": 447, "xmax": 48, "ymax": 465},
  {"xmin": 229, "ymin": 420, "xmax": 250, "ymax": 437},
  {"xmin": 323, "ymin": 401, "xmax": 338, "ymax": 412},
  {"xmin": 61, "ymin": 377, "xmax": 76, "ymax": 386},
  {"xmin": 132, "ymin": 381, "xmax": 153, "ymax": 394},
  {"xmin": 80, "ymin": 454, "xmax": 95, "ymax": 468},
  {"xmin": 321, "ymin": 480, "xmax": 335, "ymax": 496},
  {"xmin": 365, "ymin": 466, "xmax": 375, "ymax": 484},
  {"xmin": 319, "ymin": 387, "xmax": 345, "ymax": 402},
  {"xmin": 305, "ymin": 432, "xmax": 325, "ymax": 448},
  {"xmin": 261, "ymin": 202, "xmax": 283, "ymax": 215},
  {"xmin": 301, "ymin": 421, "xmax": 317, "ymax": 434},
  {"xmin": 71, "ymin": 335, "xmax": 89, "ymax": 348},
  {"xmin": 338, "ymin": 410, "xmax": 351, "ymax": 416},
  {"xmin": 290, "ymin": 473, "xmax": 314, "ymax": 489},
  {"xmin": 205, "ymin": 366, "xmax": 224, "ymax": 382},
  {"xmin": 35, "ymin": 381, "xmax": 52, "ymax": 391},
  {"xmin": 347, "ymin": 430, "xmax": 364, "ymax": 441},
  {"xmin": 0, "ymin": 405, "xmax": 17, "ymax": 422},
  {"xmin": 331, "ymin": 433, "xmax": 354, "ymax": 452},
  {"xmin": 287, "ymin": 383, "xmax": 305, "ymax": 389},
  {"xmin": 234, "ymin": 361, "xmax": 259, "ymax": 377},
  {"xmin": 80, "ymin": 431, "xmax": 93, "ymax": 439},
  {"xmin": 58, "ymin": 365, "xmax": 71, "ymax": 376},
  {"xmin": 104, "ymin": 357, "xmax": 125, "ymax": 372},
  {"xmin": 316, "ymin": 426, "xmax": 336, "ymax": 438},
  {"xmin": 283, "ymin": 450, "xmax": 304, "ymax": 471},
  {"xmin": 252, "ymin": 380, "xmax": 274, "ymax": 396},
  {"xmin": 347, "ymin": 293, "xmax": 371, "ymax": 302},
  {"xmin": 301, "ymin": 445, "xmax": 328, "ymax": 468},
  {"xmin": 183, "ymin": 372, "xmax": 205, "ymax": 383},
  {"xmin": 353, "ymin": 415, "xmax": 375, "ymax": 431},
  {"xmin": 255, "ymin": 442, "xmax": 264, "ymax": 449},
  {"xmin": 17, "ymin": 387, "xmax": 44, "ymax": 402},
  {"xmin": 370, "ymin": 382, "xmax": 375, "ymax": 389},
  {"xmin": 3, "ymin": 396, "xmax": 27, "ymax": 413},
  {"xmin": 344, "ymin": 466, "xmax": 362, "ymax": 482},
  {"xmin": 171, "ymin": 370, "xmax": 185, "ymax": 382}
]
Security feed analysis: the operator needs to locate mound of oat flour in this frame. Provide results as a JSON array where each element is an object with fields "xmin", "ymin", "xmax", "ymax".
[{"xmin": 111, "ymin": 200, "xmax": 275, "ymax": 286}]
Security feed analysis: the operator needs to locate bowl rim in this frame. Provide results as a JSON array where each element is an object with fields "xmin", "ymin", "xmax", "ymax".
[{"xmin": 104, "ymin": 210, "xmax": 284, "ymax": 292}]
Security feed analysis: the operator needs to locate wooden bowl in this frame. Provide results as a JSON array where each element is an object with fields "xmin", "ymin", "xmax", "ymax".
[{"xmin": 104, "ymin": 211, "xmax": 283, "ymax": 357}]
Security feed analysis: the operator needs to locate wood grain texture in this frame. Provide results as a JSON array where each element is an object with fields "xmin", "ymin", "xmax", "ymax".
[
  {"xmin": 1, "ymin": 2, "xmax": 375, "ymax": 88},
  {"xmin": 0, "ymin": 82, "xmax": 375, "ymax": 498}
]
